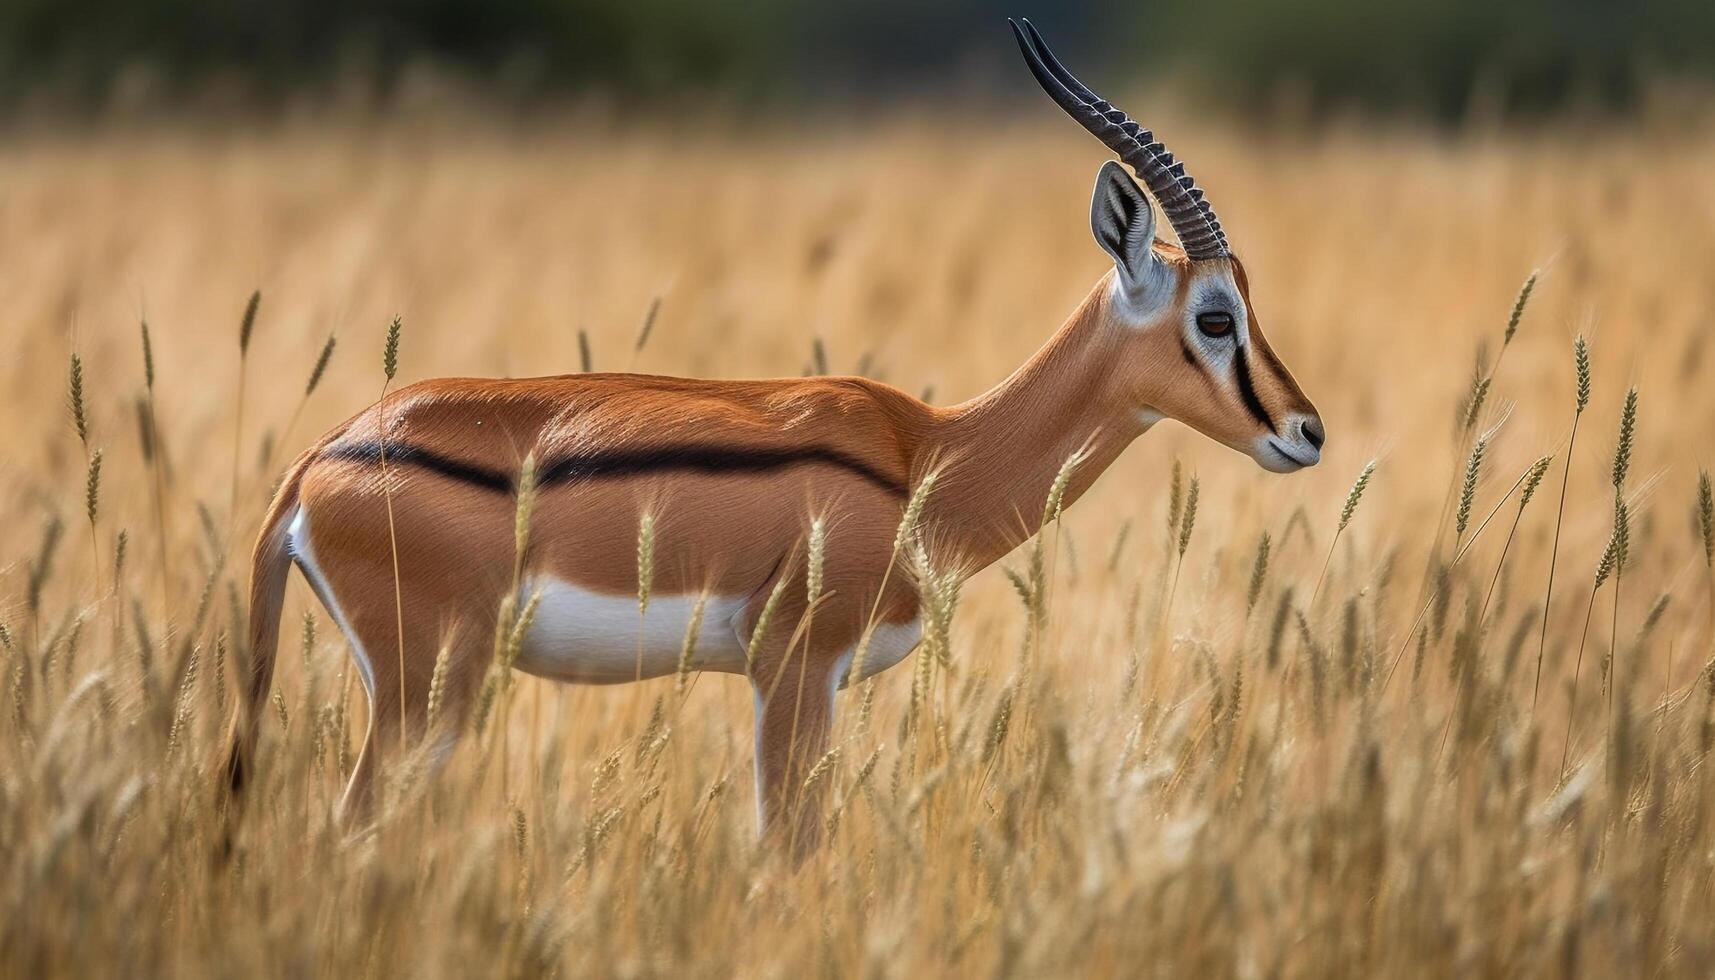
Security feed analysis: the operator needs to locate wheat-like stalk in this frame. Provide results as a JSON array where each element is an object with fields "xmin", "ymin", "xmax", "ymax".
[
  {"xmin": 578, "ymin": 328, "xmax": 593, "ymax": 373},
  {"xmin": 1455, "ymin": 437, "xmax": 1488, "ymax": 542},
  {"xmin": 746, "ymin": 575, "xmax": 790, "ymax": 677},
  {"xmin": 1246, "ymin": 532, "xmax": 1272, "ymax": 616},
  {"xmin": 1612, "ymin": 387, "xmax": 1638, "ymax": 492},
  {"xmin": 376, "ymin": 314, "xmax": 407, "ymax": 748},
  {"xmin": 636, "ymin": 513, "xmax": 655, "ymax": 617},
  {"xmin": 675, "ymin": 592, "xmax": 709, "ymax": 693},
  {"xmin": 426, "ymin": 638, "xmax": 453, "ymax": 731},
  {"xmin": 1313, "ymin": 459, "xmax": 1378, "ymax": 604},
  {"xmin": 1535, "ymin": 334, "xmax": 1593, "ymax": 712},
  {"xmin": 229, "ymin": 290, "xmax": 261, "ymax": 544},
  {"xmin": 68, "ymin": 353, "xmax": 88, "ymax": 447},
  {"xmin": 1502, "ymin": 269, "xmax": 1538, "ymax": 348},
  {"xmin": 1177, "ymin": 477, "xmax": 1200, "ymax": 559}
]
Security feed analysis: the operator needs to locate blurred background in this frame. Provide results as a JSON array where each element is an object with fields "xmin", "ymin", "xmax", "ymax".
[{"xmin": 5, "ymin": 0, "xmax": 1715, "ymax": 120}]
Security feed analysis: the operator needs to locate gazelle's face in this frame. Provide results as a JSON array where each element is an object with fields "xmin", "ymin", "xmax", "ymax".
[{"xmin": 1088, "ymin": 162, "xmax": 1323, "ymax": 472}]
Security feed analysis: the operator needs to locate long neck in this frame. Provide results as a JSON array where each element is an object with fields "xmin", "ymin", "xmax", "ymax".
[{"xmin": 922, "ymin": 277, "xmax": 1147, "ymax": 571}]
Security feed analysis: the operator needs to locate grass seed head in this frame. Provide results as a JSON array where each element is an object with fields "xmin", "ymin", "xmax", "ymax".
[
  {"xmin": 1574, "ymin": 334, "xmax": 1591, "ymax": 415},
  {"xmin": 1519, "ymin": 454, "xmax": 1554, "ymax": 510},
  {"xmin": 1246, "ymin": 531, "xmax": 1271, "ymax": 613},
  {"xmin": 578, "ymin": 328, "xmax": 593, "ymax": 372},
  {"xmin": 1612, "ymin": 387, "xmax": 1638, "ymax": 490},
  {"xmin": 1699, "ymin": 469, "xmax": 1714, "ymax": 567},
  {"xmin": 806, "ymin": 517, "xmax": 827, "ymax": 604},
  {"xmin": 84, "ymin": 449, "xmax": 102, "ymax": 527},
  {"xmin": 1503, "ymin": 269, "xmax": 1538, "ymax": 348},
  {"xmin": 635, "ymin": 296, "xmax": 661, "ymax": 353},
  {"xmin": 1456, "ymin": 437, "xmax": 1488, "ymax": 539},
  {"xmin": 239, "ymin": 289, "xmax": 261, "ymax": 354},
  {"xmin": 68, "ymin": 353, "xmax": 88, "ymax": 446},
  {"xmin": 1338, "ymin": 459, "xmax": 1377, "ymax": 533},
  {"xmin": 1178, "ymin": 476, "xmax": 1201, "ymax": 558},
  {"xmin": 305, "ymin": 333, "xmax": 337, "ymax": 396},
  {"xmin": 139, "ymin": 319, "xmax": 154, "ymax": 391},
  {"xmin": 636, "ymin": 512, "xmax": 655, "ymax": 615},
  {"xmin": 383, "ymin": 315, "xmax": 402, "ymax": 381}
]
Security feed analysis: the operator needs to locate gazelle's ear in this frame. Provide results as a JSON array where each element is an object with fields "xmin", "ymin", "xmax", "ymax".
[{"xmin": 1089, "ymin": 161, "xmax": 1168, "ymax": 312}]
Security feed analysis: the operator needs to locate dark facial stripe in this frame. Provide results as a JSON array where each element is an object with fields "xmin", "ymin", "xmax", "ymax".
[
  {"xmin": 1231, "ymin": 345, "xmax": 1276, "ymax": 433},
  {"xmin": 321, "ymin": 442, "xmax": 907, "ymax": 497}
]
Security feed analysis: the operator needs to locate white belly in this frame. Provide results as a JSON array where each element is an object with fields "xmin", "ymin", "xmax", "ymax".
[{"xmin": 513, "ymin": 579, "xmax": 749, "ymax": 683}]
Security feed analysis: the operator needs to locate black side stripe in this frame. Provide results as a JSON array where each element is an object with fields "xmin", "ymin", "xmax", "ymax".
[
  {"xmin": 322, "ymin": 441, "xmax": 907, "ymax": 497},
  {"xmin": 1232, "ymin": 344, "xmax": 1276, "ymax": 432}
]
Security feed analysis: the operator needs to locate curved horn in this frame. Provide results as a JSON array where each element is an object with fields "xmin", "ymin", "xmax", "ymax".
[{"xmin": 1010, "ymin": 18, "xmax": 1228, "ymax": 260}]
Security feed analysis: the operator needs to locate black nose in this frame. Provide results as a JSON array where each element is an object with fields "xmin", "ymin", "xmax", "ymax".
[{"xmin": 1299, "ymin": 417, "xmax": 1325, "ymax": 449}]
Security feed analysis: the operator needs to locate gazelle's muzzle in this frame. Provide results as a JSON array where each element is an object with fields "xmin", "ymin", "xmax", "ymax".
[{"xmin": 1255, "ymin": 413, "xmax": 1324, "ymax": 472}]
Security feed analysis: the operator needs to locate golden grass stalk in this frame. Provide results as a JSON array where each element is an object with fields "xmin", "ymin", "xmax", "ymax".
[
  {"xmin": 1312, "ymin": 459, "xmax": 1377, "ymax": 604},
  {"xmin": 1534, "ymin": 334, "xmax": 1592, "ymax": 711},
  {"xmin": 376, "ymin": 314, "xmax": 407, "ymax": 748},
  {"xmin": 229, "ymin": 290, "xmax": 261, "ymax": 544},
  {"xmin": 675, "ymin": 592, "xmax": 709, "ymax": 694},
  {"xmin": 1245, "ymin": 531, "xmax": 1272, "ymax": 618},
  {"xmin": 1562, "ymin": 501, "xmax": 1624, "ymax": 779}
]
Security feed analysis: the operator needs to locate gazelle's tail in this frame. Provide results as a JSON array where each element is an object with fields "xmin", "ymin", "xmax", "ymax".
[{"xmin": 222, "ymin": 450, "xmax": 314, "ymax": 807}]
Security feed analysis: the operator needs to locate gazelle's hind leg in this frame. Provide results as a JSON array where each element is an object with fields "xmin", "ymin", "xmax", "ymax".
[
  {"xmin": 290, "ymin": 511, "xmax": 492, "ymax": 827},
  {"xmin": 335, "ymin": 625, "xmax": 490, "ymax": 825},
  {"xmin": 750, "ymin": 637, "xmax": 848, "ymax": 859}
]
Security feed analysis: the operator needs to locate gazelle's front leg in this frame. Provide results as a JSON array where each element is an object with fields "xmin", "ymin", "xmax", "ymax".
[{"xmin": 749, "ymin": 637, "xmax": 845, "ymax": 859}]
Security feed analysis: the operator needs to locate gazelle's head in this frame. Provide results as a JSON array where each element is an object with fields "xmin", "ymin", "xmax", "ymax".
[{"xmin": 1014, "ymin": 20, "xmax": 1324, "ymax": 473}]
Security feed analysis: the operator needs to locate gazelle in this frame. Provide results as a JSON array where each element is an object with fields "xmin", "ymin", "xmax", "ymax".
[{"xmin": 233, "ymin": 20, "xmax": 1323, "ymax": 852}]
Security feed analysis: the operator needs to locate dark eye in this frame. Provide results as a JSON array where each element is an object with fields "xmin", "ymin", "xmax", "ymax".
[{"xmin": 1196, "ymin": 312, "xmax": 1235, "ymax": 338}]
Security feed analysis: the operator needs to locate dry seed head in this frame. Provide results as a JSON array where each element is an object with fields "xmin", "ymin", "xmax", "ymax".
[
  {"xmin": 84, "ymin": 449, "xmax": 102, "ymax": 527},
  {"xmin": 1612, "ymin": 493, "xmax": 1631, "ymax": 572},
  {"xmin": 1246, "ymin": 532, "xmax": 1271, "ymax": 613},
  {"xmin": 806, "ymin": 517, "xmax": 827, "ymax": 605},
  {"xmin": 513, "ymin": 454, "xmax": 538, "ymax": 561},
  {"xmin": 1573, "ymin": 335, "xmax": 1591, "ymax": 414},
  {"xmin": 1167, "ymin": 459, "xmax": 1184, "ymax": 533},
  {"xmin": 676, "ymin": 592, "xmax": 709, "ymax": 690},
  {"xmin": 635, "ymin": 296, "xmax": 661, "ymax": 353},
  {"xmin": 1044, "ymin": 449, "xmax": 1083, "ymax": 527},
  {"xmin": 238, "ymin": 290, "xmax": 260, "ymax": 354},
  {"xmin": 305, "ymin": 334, "xmax": 337, "ymax": 396},
  {"xmin": 1519, "ymin": 454, "xmax": 1554, "ymax": 510},
  {"xmin": 68, "ymin": 353, "xmax": 88, "ymax": 446},
  {"xmin": 1455, "ymin": 437, "xmax": 1488, "ymax": 539},
  {"xmin": 578, "ymin": 328, "xmax": 593, "ymax": 373},
  {"xmin": 1612, "ymin": 387, "xmax": 1638, "ymax": 491},
  {"xmin": 636, "ymin": 512, "xmax": 655, "ymax": 615},
  {"xmin": 139, "ymin": 320, "xmax": 155, "ymax": 391},
  {"xmin": 1698, "ymin": 469, "xmax": 1713, "ymax": 567},
  {"xmin": 383, "ymin": 315, "xmax": 402, "ymax": 381},
  {"xmin": 801, "ymin": 746, "xmax": 840, "ymax": 795},
  {"xmin": 426, "ymin": 639, "xmax": 453, "ymax": 729},
  {"xmin": 1503, "ymin": 269, "xmax": 1538, "ymax": 347},
  {"xmin": 1595, "ymin": 522, "xmax": 1620, "ymax": 590},
  {"xmin": 1177, "ymin": 476, "xmax": 1200, "ymax": 558},
  {"xmin": 1462, "ymin": 375, "xmax": 1493, "ymax": 432},
  {"xmin": 893, "ymin": 470, "xmax": 938, "ymax": 557},
  {"xmin": 1338, "ymin": 460, "xmax": 1377, "ymax": 533},
  {"xmin": 746, "ymin": 575, "xmax": 789, "ymax": 675},
  {"xmin": 502, "ymin": 590, "xmax": 542, "ymax": 670}
]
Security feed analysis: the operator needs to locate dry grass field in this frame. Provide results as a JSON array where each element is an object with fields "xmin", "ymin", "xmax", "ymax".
[{"xmin": 3, "ymin": 105, "xmax": 1715, "ymax": 976}]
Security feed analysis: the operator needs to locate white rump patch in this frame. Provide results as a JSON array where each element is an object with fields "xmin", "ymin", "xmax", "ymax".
[
  {"xmin": 513, "ymin": 579, "xmax": 749, "ymax": 684},
  {"xmin": 288, "ymin": 506, "xmax": 377, "ymax": 699}
]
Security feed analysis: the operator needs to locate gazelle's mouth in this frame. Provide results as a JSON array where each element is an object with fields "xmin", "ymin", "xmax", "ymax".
[{"xmin": 1258, "ymin": 437, "xmax": 1319, "ymax": 473}]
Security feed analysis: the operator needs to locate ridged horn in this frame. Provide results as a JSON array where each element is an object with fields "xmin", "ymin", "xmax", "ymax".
[{"xmin": 1010, "ymin": 18, "xmax": 1229, "ymax": 260}]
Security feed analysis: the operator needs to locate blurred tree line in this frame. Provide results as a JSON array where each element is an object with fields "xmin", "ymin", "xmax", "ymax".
[{"xmin": 3, "ymin": 0, "xmax": 1712, "ymax": 118}]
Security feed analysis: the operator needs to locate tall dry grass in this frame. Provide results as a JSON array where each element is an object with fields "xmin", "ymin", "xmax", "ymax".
[{"xmin": 3, "ymin": 106, "xmax": 1715, "ymax": 976}]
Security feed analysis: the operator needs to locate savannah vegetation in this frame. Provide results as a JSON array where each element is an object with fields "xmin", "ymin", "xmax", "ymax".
[{"xmin": 3, "ymin": 106, "xmax": 1715, "ymax": 975}]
